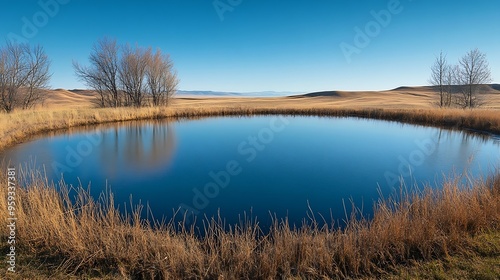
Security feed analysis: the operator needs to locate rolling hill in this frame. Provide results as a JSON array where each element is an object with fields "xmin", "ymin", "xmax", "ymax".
[{"xmin": 36, "ymin": 85, "xmax": 500, "ymax": 110}]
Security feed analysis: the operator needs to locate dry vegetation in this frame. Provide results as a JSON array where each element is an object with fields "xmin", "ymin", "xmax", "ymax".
[
  {"xmin": 0, "ymin": 166, "xmax": 498, "ymax": 279},
  {"xmin": 1, "ymin": 103, "xmax": 500, "ymax": 152},
  {"xmin": 0, "ymin": 89, "xmax": 499, "ymax": 279}
]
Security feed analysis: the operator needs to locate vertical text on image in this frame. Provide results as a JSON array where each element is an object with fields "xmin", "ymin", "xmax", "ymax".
[{"xmin": 6, "ymin": 167, "xmax": 17, "ymax": 273}]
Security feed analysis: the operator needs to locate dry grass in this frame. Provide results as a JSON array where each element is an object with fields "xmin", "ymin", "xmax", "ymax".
[
  {"xmin": 1, "ymin": 105, "xmax": 500, "ymax": 153},
  {"xmin": 1, "ymin": 86, "xmax": 498, "ymax": 151},
  {"xmin": 0, "ymin": 92, "xmax": 499, "ymax": 278},
  {"xmin": 0, "ymin": 167, "xmax": 498, "ymax": 279},
  {"xmin": 35, "ymin": 86, "xmax": 500, "ymax": 110},
  {"xmin": 389, "ymin": 231, "xmax": 500, "ymax": 279}
]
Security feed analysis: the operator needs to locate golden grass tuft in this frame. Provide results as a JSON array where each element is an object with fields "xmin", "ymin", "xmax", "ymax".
[
  {"xmin": 0, "ymin": 167, "xmax": 498, "ymax": 279},
  {"xmin": 0, "ymin": 101, "xmax": 499, "ymax": 278},
  {"xmin": 1, "ymin": 106, "xmax": 500, "ymax": 152}
]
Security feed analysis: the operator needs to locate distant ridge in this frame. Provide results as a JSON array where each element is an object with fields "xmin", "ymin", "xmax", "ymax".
[
  {"xmin": 297, "ymin": 91, "xmax": 344, "ymax": 98},
  {"xmin": 53, "ymin": 84, "xmax": 500, "ymax": 105},
  {"xmin": 177, "ymin": 90, "xmax": 304, "ymax": 97},
  {"xmin": 391, "ymin": 86, "xmax": 434, "ymax": 91},
  {"xmin": 391, "ymin": 84, "xmax": 500, "ymax": 93},
  {"xmin": 65, "ymin": 89, "xmax": 304, "ymax": 98},
  {"xmin": 387, "ymin": 85, "xmax": 490, "ymax": 92},
  {"xmin": 31, "ymin": 85, "xmax": 500, "ymax": 110},
  {"xmin": 68, "ymin": 89, "xmax": 98, "ymax": 96}
]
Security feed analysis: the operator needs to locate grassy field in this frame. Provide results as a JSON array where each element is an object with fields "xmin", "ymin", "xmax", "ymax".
[
  {"xmin": 0, "ymin": 88, "xmax": 499, "ymax": 279},
  {"xmin": 2, "ymin": 102, "xmax": 500, "ymax": 153},
  {"xmin": 42, "ymin": 86, "xmax": 500, "ymax": 110},
  {"xmin": 0, "ymin": 165, "xmax": 498, "ymax": 279}
]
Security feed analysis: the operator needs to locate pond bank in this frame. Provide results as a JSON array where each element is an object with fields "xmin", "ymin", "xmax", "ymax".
[{"xmin": 1, "ymin": 104, "xmax": 499, "ymax": 152}]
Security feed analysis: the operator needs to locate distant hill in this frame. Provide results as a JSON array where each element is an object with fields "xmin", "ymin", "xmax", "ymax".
[
  {"xmin": 391, "ymin": 84, "xmax": 500, "ymax": 94},
  {"xmin": 391, "ymin": 86, "xmax": 435, "ymax": 91},
  {"xmin": 176, "ymin": 90, "xmax": 304, "ymax": 97},
  {"xmin": 42, "ymin": 89, "xmax": 95, "ymax": 108},
  {"xmin": 37, "ymin": 84, "xmax": 500, "ymax": 110},
  {"xmin": 297, "ymin": 91, "xmax": 345, "ymax": 98},
  {"xmin": 67, "ymin": 89, "xmax": 304, "ymax": 98},
  {"xmin": 294, "ymin": 84, "xmax": 500, "ymax": 102},
  {"xmin": 68, "ymin": 89, "xmax": 97, "ymax": 96},
  {"xmin": 65, "ymin": 85, "xmax": 499, "ymax": 100}
]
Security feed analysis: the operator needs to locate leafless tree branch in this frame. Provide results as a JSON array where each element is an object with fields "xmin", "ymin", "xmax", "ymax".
[{"xmin": 0, "ymin": 42, "xmax": 51, "ymax": 112}]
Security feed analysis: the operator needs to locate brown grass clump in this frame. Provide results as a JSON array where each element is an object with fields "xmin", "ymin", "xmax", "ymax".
[
  {"xmin": 0, "ymin": 102, "xmax": 499, "ymax": 278},
  {"xmin": 0, "ymin": 167, "xmax": 498, "ymax": 279},
  {"xmin": 1, "ymin": 106, "xmax": 499, "ymax": 152}
]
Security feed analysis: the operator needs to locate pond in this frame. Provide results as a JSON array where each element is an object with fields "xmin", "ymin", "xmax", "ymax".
[{"xmin": 2, "ymin": 116, "xmax": 499, "ymax": 230}]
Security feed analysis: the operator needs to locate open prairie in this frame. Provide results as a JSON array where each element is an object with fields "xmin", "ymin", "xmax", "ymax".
[
  {"xmin": 41, "ymin": 85, "xmax": 500, "ymax": 110},
  {"xmin": 1, "ymin": 86, "xmax": 500, "ymax": 279},
  {"xmin": 2, "ymin": 0, "xmax": 499, "ymax": 278}
]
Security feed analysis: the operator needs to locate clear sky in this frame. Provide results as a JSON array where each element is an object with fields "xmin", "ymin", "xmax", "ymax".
[{"xmin": 1, "ymin": 0, "xmax": 498, "ymax": 92}]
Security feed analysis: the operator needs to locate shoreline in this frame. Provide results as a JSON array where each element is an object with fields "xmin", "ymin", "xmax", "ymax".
[
  {"xmin": 1, "ymin": 102, "xmax": 499, "ymax": 153},
  {"xmin": 1, "ymin": 161, "xmax": 498, "ymax": 279},
  {"xmin": 0, "ymin": 100, "xmax": 499, "ymax": 279}
]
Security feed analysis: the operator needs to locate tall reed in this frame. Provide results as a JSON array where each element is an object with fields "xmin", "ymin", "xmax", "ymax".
[
  {"xmin": 1, "ymin": 105, "xmax": 499, "ymax": 278},
  {"xmin": 1, "ymin": 107, "xmax": 499, "ymax": 152},
  {"xmin": 0, "ymin": 166, "xmax": 498, "ymax": 279}
]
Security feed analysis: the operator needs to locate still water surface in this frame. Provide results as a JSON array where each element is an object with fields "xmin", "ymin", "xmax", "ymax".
[{"xmin": 2, "ymin": 116, "xmax": 499, "ymax": 229}]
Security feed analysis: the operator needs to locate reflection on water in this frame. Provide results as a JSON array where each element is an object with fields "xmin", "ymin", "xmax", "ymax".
[
  {"xmin": 99, "ymin": 121, "xmax": 176, "ymax": 177},
  {"xmin": 1, "ymin": 120, "xmax": 177, "ymax": 184},
  {"xmin": 1, "ymin": 116, "xmax": 499, "ymax": 230}
]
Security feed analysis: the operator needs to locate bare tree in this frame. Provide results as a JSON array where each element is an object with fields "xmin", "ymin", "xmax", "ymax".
[
  {"xmin": 22, "ymin": 45, "xmax": 51, "ymax": 109},
  {"xmin": 0, "ymin": 43, "xmax": 22, "ymax": 112},
  {"xmin": 145, "ymin": 49, "xmax": 179, "ymax": 106},
  {"xmin": 74, "ymin": 38, "xmax": 179, "ymax": 108},
  {"xmin": 444, "ymin": 64, "xmax": 459, "ymax": 107},
  {"xmin": 0, "ymin": 42, "xmax": 51, "ymax": 112},
  {"xmin": 457, "ymin": 48, "xmax": 491, "ymax": 108},
  {"xmin": 429, "ymin": 51, "xmax": 447, "ymax": 107},
  {"xmin": 74, "ymin": 38, "xmax": 121, "ymax": 108},
  {"xmin": 118, "ymin": 45, "xmax": 148, "ymax": 107}
]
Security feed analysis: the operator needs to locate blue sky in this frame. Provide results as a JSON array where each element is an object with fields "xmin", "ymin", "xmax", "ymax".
[{"xmin": 1, "ymin": 0, "xmax": 498, "ymax": 92}]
